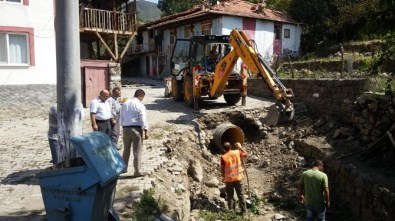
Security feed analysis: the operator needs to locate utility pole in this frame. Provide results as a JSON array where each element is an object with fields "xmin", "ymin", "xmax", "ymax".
[{"xmin": 55, "ymin": 0, "xmax": 83, "ymax": 162}]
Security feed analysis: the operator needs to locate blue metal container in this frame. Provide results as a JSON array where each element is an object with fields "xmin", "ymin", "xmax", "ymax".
[{"xmin": 37, "ymin": 132, "xmax": 126, "ymax": 221}]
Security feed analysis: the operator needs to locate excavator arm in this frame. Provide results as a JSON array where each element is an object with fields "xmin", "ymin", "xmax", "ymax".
[{"xmin": 210, "ymin": 29, "xmax": 295, "ymax": 124}]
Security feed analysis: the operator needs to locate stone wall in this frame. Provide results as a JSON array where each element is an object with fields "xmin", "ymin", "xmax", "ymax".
[
  {"xmin": 295, "ymin": 140, "xmax": 395, "ymax": 221},
  {"xmin": 352, "ymin": 93, "xmax": 395, "ymax": 142},
  {"xmin": 0, "ymin": 85, "xmax": 56, "ymax": 118},
  {"xmin": 247, "ymin": 78, "xmax": 367, "ymax": 123}
]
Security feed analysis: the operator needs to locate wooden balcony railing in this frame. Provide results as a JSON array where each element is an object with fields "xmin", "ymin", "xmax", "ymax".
[{"xmin": 80, "ymin": 8, "xmax": 137, "ymax": 34}]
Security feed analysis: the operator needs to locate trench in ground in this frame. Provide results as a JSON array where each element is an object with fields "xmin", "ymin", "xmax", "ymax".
[{"xmin": 187, "ymin": 109, "xmax": 395, "ymax": 220}]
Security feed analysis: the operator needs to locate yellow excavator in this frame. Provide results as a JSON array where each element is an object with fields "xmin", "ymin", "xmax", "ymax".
[{"xmin": 170, "ymin": 29, "xmax": 294, "ymax": 125}]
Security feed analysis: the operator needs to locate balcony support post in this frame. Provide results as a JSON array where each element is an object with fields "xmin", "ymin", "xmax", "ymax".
[{"xmin": 95, "ymin": 31, "xmax": 117, "ymax": 61}]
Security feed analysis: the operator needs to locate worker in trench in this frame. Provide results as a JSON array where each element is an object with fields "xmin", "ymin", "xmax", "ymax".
[{"xmin": 220, "ymin": 141, "xmax": 248, "ymax": 214}]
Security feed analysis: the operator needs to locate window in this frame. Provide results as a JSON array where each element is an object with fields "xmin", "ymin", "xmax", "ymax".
[
  {"xmin": 284, "ymin": 29, "xmax": 290, "ymax": 38},
  {"xmin": 0, "ymin": 33, "xmax": 29, "ymax": 65},
  {"xmin": 170, "ymin": 29, "xmax": 176, "ymax": 45},
  {"xmin": 0, "ymin": 0, "xmax": 22, "ymax": 3}
]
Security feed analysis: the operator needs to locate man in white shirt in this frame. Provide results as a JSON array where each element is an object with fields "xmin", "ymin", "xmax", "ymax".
[
  {"xmin": 120, "ymin": 89, "xmax": 149, "ymax": 176},
  {"xmin": 90, "ymin": 89, "xmax": 113, "ymax": 135},
  {"xmin": 107, "ymin": 87, "xmax": 122, "ymax": 149}
]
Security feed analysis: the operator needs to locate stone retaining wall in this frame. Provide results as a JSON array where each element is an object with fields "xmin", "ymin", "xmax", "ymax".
[
  {"xmin": 352, "ymin": 93, "xmax": 395, "ymax": 142},
  {"xmin": 247, "ymin": 78, "xmax": 367, "ymax": 123},
  {"xmin": 295, "ymin": 140, "xmax": 395, "ymax": 221}
]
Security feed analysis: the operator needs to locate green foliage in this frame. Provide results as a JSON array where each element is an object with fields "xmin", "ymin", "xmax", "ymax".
[
  {"xmin": 268, "ymin": 196, "xmax": 304, "ymax": 217},
  {"xmin": 264, "ymin": 0, "xmax": 291, "ymax": 13},
  {"xmin": 368, "ymin": 32, "xmax": 395, "ymax": 76},
  {"xmin": 133, "ymin": 189, "xmax": 162, "ymax": 221},
  {"xmin": 370, "ymin": 0, "xmax": 395, "ymax": 34},
  {"xmin": 199, "ymin": 210, "xmax": 247, "ymax": 221},
  {"xmin": 365, "ymin": 75, "xmax": 394, "ymax": 95},
  {"xmin": 157, "ymin": 0, "xmax": 197, "ymax": 16},
  {"xmin": 248, "ymin": 193, "xmax": 263, "ymax": 215}
]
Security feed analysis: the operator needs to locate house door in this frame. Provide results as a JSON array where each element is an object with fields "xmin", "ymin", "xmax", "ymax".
[
  {"xmin": 273, "ymin": 24, "xmax": 282, "ymax": 57},
  {"xmin": 83, "ymin": 66, "xmax": 109, "ymax": 107},
  {"xmin": 242, "ymin": 18, "xmax": 256, "ymax": 39}
]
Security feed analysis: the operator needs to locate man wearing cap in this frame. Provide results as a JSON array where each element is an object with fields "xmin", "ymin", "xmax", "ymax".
[{"xmin": 220, "ymin": 141, "xmax": 248, "ymax": 214}]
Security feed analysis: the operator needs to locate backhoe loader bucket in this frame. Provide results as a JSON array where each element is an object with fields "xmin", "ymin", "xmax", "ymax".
[{"xmin": 262, "ymin": 102, "xmax": 294, "ymax": 126}]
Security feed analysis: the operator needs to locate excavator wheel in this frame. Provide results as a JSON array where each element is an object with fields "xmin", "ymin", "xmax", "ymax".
[
  {"xmin": 263, "ymin": 102, "xmax": 295, "ymax": 126},
  {"xmin": 224, "ymin": 94, "xmax": 241, "ymax": 105},
  {"xmin": 183, "ymin": 75, "xmax": 194, "ymax": 107},
  {"xmin": 172, "ymin": 76, "xmax": 183, "ymax": 101}
]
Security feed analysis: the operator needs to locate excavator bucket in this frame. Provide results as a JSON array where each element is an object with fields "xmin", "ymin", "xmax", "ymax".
[{"xmin": 262, "ymin": 102, "xmax": 295, "ymax": 126}]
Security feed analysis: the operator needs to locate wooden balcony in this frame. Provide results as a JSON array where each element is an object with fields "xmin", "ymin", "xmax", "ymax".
[{"xmin": 79, "ymin": 7, "xmax": 137, "ymax": 35}]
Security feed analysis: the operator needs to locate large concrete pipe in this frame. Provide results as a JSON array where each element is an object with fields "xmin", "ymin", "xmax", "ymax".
[{"xmin": 213, "ymin": 123, "xmax": 245, "ymax": 151}]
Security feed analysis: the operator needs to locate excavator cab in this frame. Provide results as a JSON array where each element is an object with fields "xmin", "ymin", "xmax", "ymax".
[{"xmin": 170, "ymin": 35, "xmax": 244, "ymax": 109}]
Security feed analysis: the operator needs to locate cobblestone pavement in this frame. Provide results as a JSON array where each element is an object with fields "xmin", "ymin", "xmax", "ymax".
[{"xmin": 0, "ymin": 77, "xmax": 272, "ymax": 220}]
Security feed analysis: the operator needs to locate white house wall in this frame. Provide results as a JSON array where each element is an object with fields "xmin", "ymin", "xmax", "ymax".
[
  {"xmin": 255, "ymin": 20, "xmax": 275, "ymax": 59},
  {"xmin": 282, "ymin": 23, "xmax": 302, "ymax": 55},
  {"xmin": 221, "ymin": 16, "xmax": 243, "ymax": 35},
  {"xmin": 0, "ymin": 0, "xmax": 56, "ymax": 85},
  {"xmin": 192, "ymin": 23, "xmax": 201, "ymax": 36},
  {"xmin": 211, "ymin": 18, "xmax": 222, "ymax": 35},
  {"xmin": 142, "ymin": 31, "xmax": 149, "ymax": 51}
]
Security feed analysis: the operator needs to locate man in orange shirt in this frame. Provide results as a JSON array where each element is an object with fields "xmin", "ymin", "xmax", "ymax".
[{"xmin": 221, "ymin": 142, "xmax": 248, "ymax": 214}]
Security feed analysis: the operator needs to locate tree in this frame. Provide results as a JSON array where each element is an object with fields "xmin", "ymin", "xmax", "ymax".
[
  {"xmin": 371, "ymin": 0, "xmax": 395, "ymax": 34},
  {"xmin": 328, "ymin": 0, "xmax": 380, "ymax": 40},
  {"xmin": 264, "ymin": 0, "xmax": 291, "ymax": 13},
  {"xmin": 157, "ymin": 0, "xmax": 197, "ymax": 16},
  {"xmin": 288, "ymin": 0, "xmax": 333, "ymax": 52}
]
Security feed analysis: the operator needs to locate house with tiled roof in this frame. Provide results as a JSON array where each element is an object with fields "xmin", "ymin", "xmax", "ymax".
[{"xmin": 122, "ymin": 0, "xmax": 302, "ymax": 78}]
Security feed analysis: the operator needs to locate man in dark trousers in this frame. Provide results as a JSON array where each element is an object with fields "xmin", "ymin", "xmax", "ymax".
[
  {"xmin": 220, "ymin": 141, "xmax": 248, "ymax": 214},
  {"xmin": 90, "ymin": 89, "xmax": 113, "ymax": 135},
  {"xmin": 299, "ymin": 160, "xmax": 330, "ymax": 221}
]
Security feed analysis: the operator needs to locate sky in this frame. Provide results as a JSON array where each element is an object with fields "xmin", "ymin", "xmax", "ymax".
[{"xmin": 141, "ymin": 0, "xmax": 158, "ymax": 4}]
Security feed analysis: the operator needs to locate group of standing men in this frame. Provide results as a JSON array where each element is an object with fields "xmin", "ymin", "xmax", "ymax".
[
  {"xmin": 89, "ymin": 87, "xmax": 148, "ymax": 177},
  {"xmin": 47, "ymin": 87, "xmax": 149, "ymax": 176}
]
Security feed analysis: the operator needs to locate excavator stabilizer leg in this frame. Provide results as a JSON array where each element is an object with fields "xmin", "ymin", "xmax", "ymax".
[{"xmin": 263, "ymin": 102, "xmax": 295, "ymax": 126}]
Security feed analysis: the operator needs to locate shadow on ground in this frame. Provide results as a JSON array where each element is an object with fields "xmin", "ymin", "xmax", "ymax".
[{"xmin": 1, "ymin": 169, "xmax": 44, "ymax": 185}]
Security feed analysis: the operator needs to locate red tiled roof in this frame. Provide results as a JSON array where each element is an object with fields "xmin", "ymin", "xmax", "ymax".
[
  {"xmin": 210, "ymin": 0, "xmax": 298, "ymax": 23},
  {"xmin": 140, "ymin": 0, "xmax": 299, "ymax": 30}
]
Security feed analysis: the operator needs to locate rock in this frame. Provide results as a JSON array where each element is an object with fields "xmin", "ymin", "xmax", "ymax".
[
  {"xmin": 314, "ymin": 117, "xmax": 326, "ymax": 128},
  {"xmin": 205, "ymin": 177, "xmax": 219, "ymax": 188},
  {"xmin": 248, "ymin": 155, "xmax": 260, "ymax": 164},
  {"xmin": 260, "ymin": 159, "xmax": 270, "ymax": 168},
  {"xmin": 177, "ymin": 183, "xmax": 186, "ymax": 192},
  {"xmin": 201, "ymin": 149, "xmax": 212, "ymax": 161},
  {"xmin": 279, "ymin": 131, "xmax": 287, "ymax": 138},
  {"xmin": 188, "ymin": 159, "xmax": 204, "ymax": 182},
  {"xmin": 156, "ymin": 213, "xmax": 175, "ymax": 221},
  {"xmin": 297, "ymin": 156, "xmax": 306, "ymax": 166},
  {"xmin": 272, "ymin": 213, "xmax": 287, "ymax": 221},
  {"xmin": 333, "ymin": 127, "xmax": 354, "ymax": 139},
  {"xmin": 288, "ymin": 141, "xmax": 294, "ymax": 149}
]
